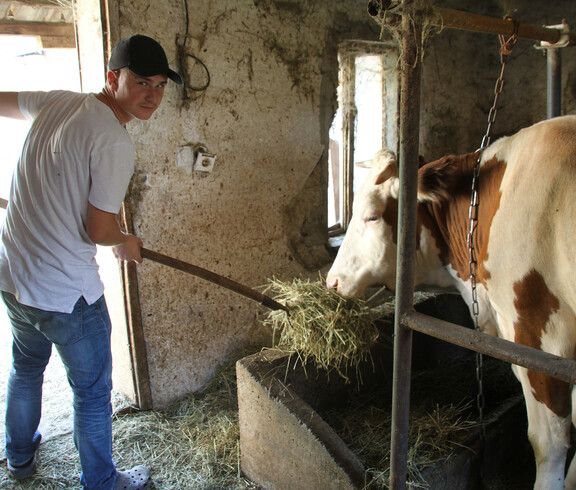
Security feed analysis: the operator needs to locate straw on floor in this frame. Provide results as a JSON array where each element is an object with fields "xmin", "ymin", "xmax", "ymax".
[{"xmin": 0, "ymin": 350, "xmax": 259, "ymax": 490}]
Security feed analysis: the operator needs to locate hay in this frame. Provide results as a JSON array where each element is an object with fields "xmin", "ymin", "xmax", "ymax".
[
  {"xmin": 0, "ymin": 345, "xmax": 520, "ymax": 489},
  {"xmin": 324, "ymin": 401, "xmax": 476, "ymax": 489},
  {"xmin": 261, "ymin": 277, "xmax": 382, "ymax": 383},
  {"xmin": 0, "ymin": 350, "xmax": 259, "ymax": 490},
  {"xmin": 370, "ymin": 0, "xmax": 444, "ymax": 64},
  {"xmin": 320, "ymin": 356, "xmax": 521, "ymax": 488}
]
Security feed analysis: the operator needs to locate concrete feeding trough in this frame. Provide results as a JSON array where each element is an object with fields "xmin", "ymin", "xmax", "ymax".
[{"xmin": 237, "ymin": 293, "xmax": 530, "ymax": 489}]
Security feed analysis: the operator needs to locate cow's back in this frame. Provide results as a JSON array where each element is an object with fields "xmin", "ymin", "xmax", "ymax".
[{"xmin": 481, "ymin": 115, "xmax": 576, "ymax": 338}]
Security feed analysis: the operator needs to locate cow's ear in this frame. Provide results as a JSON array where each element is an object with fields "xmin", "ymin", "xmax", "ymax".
[
  {"xmin": 374, "ymin": 164, "xmax": 397, "ymax": 186},
  {"xmin": 372, "ymin": 150, "xmax": 398, "ymax": 185},
  {"xmin": 417, "ymin": 155, "xmax": 460, "ymax": 201}
]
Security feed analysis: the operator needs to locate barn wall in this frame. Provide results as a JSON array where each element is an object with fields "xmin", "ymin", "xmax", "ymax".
[
  {"xmin": 420, "ymin": 0, "xmax": 576, "ymax": 159},
  {"xmin": 110, "ymin": 0, "xmax": 381, "ymax": 408},
  {"xmin": 109, "ymin": 0, "xmax": 576, "ymax": 408}
]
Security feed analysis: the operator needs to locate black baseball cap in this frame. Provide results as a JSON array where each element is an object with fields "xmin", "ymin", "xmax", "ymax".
[{"xmin": 109, "ymin": 34, "xmax": 182, "ymax": 85}]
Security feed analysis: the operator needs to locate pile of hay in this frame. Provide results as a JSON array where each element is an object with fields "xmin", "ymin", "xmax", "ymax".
[
  {"xmin": 325, "ymin": 399, "xmax": 477, "ymax": 488},
  {"xmin": 261, "ymin": 277, "xmax": 382, "ymax": 383},
  {"xmin": 320, "ymin": 356, "xmax": 521, "ymax": 488}
]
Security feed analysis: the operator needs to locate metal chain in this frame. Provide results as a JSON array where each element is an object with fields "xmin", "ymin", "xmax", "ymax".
[{"xmin": 467, "ymin": 18, "xmax": 519, "ymax": 442}]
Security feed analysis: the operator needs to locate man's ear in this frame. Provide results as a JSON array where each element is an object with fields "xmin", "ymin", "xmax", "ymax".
[{"xmin": 106, "ymin": 70, "xmax": 120, "ymax": 91}]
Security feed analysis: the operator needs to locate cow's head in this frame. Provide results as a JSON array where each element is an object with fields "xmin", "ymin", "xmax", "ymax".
[
  {"xmin": 327, "ymin": 148, "xmax": 469, "ymax": 298},
  {"xmin": 326, "ymin": 149, "xmax": 401, "ymax": 298}
]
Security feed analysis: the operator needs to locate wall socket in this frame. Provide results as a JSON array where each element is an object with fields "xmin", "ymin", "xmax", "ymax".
[
  {"xmin": 177, "ymin": 144, "xmax": 217, "ymax": 173},
  {"xmin": 194, "ymin": 152, "xmax": 217, "ymax": 172}
]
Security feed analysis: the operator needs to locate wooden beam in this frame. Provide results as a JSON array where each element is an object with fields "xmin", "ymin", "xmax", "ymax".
[
  {"xmin": 0, "ymin": 20, "xmax": 75, "ymax": 48},
  {"xmin": 3, "ymin": 1, "xmax": 67, "ymax": 6},
  {"xmin": 39, "ymin": 35, "xmax": 75, "ymax": 48}
]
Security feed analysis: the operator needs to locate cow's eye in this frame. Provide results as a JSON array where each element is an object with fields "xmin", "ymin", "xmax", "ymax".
[{"xmin": 366, "ymin": 216, "xmax": 379, "ymax": 223}]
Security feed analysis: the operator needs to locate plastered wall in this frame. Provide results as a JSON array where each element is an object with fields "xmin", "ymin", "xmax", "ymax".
[
  {"xmin": 110, "ymin": 0, "xmax": 576, "ymax": 408},
  {"xmin": 111, "ymin": 0, "xmax": 381, "ymax": 408},
  {"xmin": 420, "ymin": 0, "xmax": 576, "ymax": 158}
]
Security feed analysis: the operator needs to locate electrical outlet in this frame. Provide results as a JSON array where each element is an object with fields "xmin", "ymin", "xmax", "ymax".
[{"xmin": 194, "ymin": 152, "xmax": 216, "ymax": 172}]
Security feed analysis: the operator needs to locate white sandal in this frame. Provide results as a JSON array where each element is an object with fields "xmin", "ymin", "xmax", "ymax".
[{"xmin": 113, "ymin": 466, "xmax": 151, "ymax": 490}]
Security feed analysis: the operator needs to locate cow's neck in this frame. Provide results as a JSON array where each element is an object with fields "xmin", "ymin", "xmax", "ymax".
[{"xmin": 418, "ymin": 155, "xmax": 506, "ymax": 287}]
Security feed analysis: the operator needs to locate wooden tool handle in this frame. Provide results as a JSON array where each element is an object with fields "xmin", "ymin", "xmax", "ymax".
[
  {"xmin": 0, "ymin": 198, "xmax": 284, "ymax": 311},
  {"xmin": 141, "ymin": 247, "xmax": 287, "ymax": 311}
]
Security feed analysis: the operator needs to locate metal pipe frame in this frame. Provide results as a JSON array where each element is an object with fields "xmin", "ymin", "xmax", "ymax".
[
  {"xmin": 389, "ymin": 0, "xmax": 422, "ymax": 487},
  {"xmin": 432, "ymin": 7, "xmax": 561, "ymax": 44},
  {"xmin": 405, "ymin": 311, "xmax": 576, "ymax": 384},
  {"xmin": 547, "ymin": 48, "xmax": 562, "ymax": 118},
  {"xmin": 389, "ymin": 2, "xmax": 573, "ymax": 489}
]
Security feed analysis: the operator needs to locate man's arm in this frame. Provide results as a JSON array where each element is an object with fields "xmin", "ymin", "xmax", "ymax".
[
  {"xmin": 86, "ymin": 203, "xmax": 143, "ymax": 263},
  {"xmin": 0, "ymin": 92, "xmax": 25, "ymax": 120}
]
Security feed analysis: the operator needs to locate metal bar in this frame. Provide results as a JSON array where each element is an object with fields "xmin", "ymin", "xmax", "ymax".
[
  {"xmin": 405, "ymin": 311, "xmax": 576, "ymax": 385},
  {"xmin": 389, "ymin": 0, "xmax": 422, "ymax": 487},
  {"xmin": 547, "ymin": 48, "xmax": 562, "ymax": 118},
  {"xmin": 432, "ymin": 7, "xmax": 561, "ymax": 44},
  {"xmin": 368, "ymin": 3, "xmax": 564, "ymax": 45}
]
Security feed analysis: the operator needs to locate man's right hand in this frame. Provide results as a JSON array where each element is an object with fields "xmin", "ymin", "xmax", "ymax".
[
  {"xmin": 112, "ymin": 233, "xmax": 143, "ymax": 263},
  {"xmin": 86, "ymin": 203, "xmax": 143, "ymax": 263}
]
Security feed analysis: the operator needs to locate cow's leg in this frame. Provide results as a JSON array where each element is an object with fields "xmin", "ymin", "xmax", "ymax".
[
  {"xmin": 512, "ymin": 364, "xmax": 571, "ymax": 490},
  {"xmin": 562, "ymin": 386, "xmax": 576, "ymax": 489}
]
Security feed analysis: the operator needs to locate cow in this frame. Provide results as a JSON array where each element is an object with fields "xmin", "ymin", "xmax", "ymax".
[{"xmin": 326, "ymin": 115, "xmax": 576, "ymax": 490}]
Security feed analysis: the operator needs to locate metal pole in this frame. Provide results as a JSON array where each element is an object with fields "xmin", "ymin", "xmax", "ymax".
[
  {"xmin": 389, "ymin": 0, "xmax": 422, "ymax": 487},
  {"xmin": 432, "ymin": 7, "xmax": 561, "ymax": 44},
  {"xmin": 368, "ymin": 3, "xmax": 564, "ymax": 45},
  {"xmin": 547, "ymin": 48, "xmax": 562, "ymax": 118},
  {"xmin": 341, "ymin": 54, "xmax": 357, "ymax": 230},
  {"xmin": 405, "ymin": 311, "xmax": 576, "ymax": 385}
]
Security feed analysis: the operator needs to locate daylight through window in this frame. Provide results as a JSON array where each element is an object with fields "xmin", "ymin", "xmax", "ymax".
[{"xmin": 328, "ymin": 41, "xmax": 398, "ymax": 236}]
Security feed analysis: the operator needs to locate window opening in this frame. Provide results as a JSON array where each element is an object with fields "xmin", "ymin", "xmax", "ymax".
[{"xmin": 328, "ymin": 41, "xmax": 398, "ymax": 236}]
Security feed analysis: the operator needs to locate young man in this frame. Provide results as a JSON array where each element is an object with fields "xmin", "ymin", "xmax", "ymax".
[{"xmin": 0, "ymin": 34, "xmax": 181, "ymax": 489}]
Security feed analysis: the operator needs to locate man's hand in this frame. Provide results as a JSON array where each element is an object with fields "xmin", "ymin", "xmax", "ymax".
[
  {"xmin": 86, "ymin": 203, "xmax": 143, "ymax": 263},
  {"xmin": 112, "ymin": 234, "xmax": 143, "ymax": 263}
]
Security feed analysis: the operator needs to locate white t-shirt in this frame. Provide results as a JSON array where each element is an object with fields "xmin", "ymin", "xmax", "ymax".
[{"xmin": 0, "ymin": 90, "xmax": 135, "ymax": 313}]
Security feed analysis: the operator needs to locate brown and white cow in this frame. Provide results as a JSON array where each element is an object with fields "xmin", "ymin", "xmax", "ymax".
[{"xmin": 326, "ymin": 115, "xmax": 576, "ymax": 490}]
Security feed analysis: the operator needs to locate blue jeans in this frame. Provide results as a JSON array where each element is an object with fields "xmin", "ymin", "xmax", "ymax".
[{"xmin": 1, "ymin": 292, "xmax": 118, "ymax": 489}]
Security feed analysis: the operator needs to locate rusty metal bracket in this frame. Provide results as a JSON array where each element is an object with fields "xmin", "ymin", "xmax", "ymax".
[{"xmin": 536, "ymin": 20, "xmax": 573, "ymax": 49}]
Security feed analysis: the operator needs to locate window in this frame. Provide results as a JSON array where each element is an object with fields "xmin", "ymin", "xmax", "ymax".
[{"xmin": 328, "ymin": 41, "xmax": 399, "ymax": 236}]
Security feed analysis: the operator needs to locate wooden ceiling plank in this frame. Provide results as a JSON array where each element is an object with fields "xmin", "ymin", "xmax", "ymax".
[
  {"xmin": 41, "ymin": 34, "xmax": 75, "ymax": 48},
  {"xmin": 0, "ymin": 20, "xmax": 74, "ymax": 37},
  {"xmin": 2, "ymin": 0, "xmax": 67, "ymax": 7}
]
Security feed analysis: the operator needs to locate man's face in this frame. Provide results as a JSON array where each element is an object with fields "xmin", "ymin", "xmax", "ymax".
[{"xmin": 111, "ymin": 69, "xmax": 168, "ymax": 121}]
